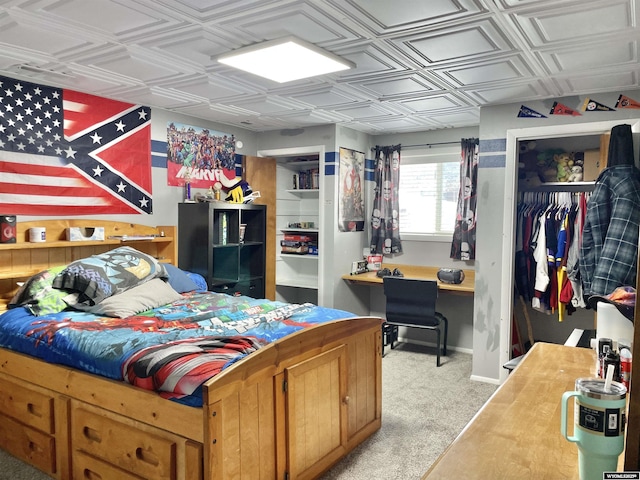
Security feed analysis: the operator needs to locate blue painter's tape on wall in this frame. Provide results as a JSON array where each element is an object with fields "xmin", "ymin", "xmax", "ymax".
[
  {"xmin": 151, "ymin": 139, "xmax": 168, "ymax": 168},
  {"xmin": 479, "ymin": 138, "xmax": 506, "ymax": 153},
  {"xmin": 479, "ymin": 154, "xmax": 506, "ymax": 168},
  {"xmin": 325, "ymin": 151, "xmax": 338, "ymax": 176},
  {"xmin": 325, "ymin": 151, "xmax": 338, "ymax": 164}
]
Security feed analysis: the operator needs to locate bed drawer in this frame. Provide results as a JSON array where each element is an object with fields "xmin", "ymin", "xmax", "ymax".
[
  {"xmin": 0, "ymin": 376, "xmax": 55, "ymax": 434},
  {"xmin": 0, "ymin": 412, "xmax": 56, "ymax": 474},
  {"xmin": 72, "ymin": 407, "xmax": 177, "ymax": 480},
  {"xmin": 73, "ymin": 450, "xmax": 145, "ymax": 480}
]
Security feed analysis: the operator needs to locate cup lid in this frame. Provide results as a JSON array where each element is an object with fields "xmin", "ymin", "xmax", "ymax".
[{"xmin": 575, "ymin": 378, "xmax": 627, "ymax": 399}]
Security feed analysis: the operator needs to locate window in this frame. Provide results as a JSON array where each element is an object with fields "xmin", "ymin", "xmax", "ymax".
[{"xmin": 398, "ymin": 147, "xmax": 460, "ymax": 239}]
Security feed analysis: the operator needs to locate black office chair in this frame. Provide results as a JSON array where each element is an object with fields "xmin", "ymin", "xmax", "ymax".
[{"xmin": 382, "ymin": 277, "xmax": 448, "ymax": 366}]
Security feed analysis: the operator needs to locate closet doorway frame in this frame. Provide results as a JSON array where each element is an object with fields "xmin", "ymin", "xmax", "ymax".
[
  {"xmin": 256, "ymin": 145, "xmax": 327, "ymax": 306},
  {"xmin": 499, "ymin": 119, "xmax": 640, "ymax": 377}
]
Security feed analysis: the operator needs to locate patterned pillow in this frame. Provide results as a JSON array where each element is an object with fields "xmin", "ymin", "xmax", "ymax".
[
  {"xmin": 9, "ymin": 265, "xmax": 76, "ymax": 316},
  {"xmin": 53, "ymin": 246, "xmax": 168, "ymax": 306}
]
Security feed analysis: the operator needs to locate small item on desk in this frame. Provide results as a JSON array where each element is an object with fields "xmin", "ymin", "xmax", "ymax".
[
  {"xmin": 366, "ymin": 254, "xmax": 383, "ymax": 272},
  {"xmin": 602, "ymin": 348, "xmax": 621, "ymax": 383},
  {"xmin": 620, "ymin": 346, "xmax": 632, "ymax": 389},
  {"xmin": 437, "ymin": 268, "xmax": 465, "ymax": 284},
  {"xmin": 597, "ymin": 338, "xmax": 613, "ymax": 377},
  {"xmin": 376, "ymin": 267, "xmax": 391, "ymax": 278},
  {"xmin": 350, "ymin": 260, "xmax": 367, "ymax": 275}
]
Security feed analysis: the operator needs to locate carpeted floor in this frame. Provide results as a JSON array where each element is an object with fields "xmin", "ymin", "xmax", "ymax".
[{"xmin": 0, "ymin": 343, "xmax": 497, "ymax": 480}]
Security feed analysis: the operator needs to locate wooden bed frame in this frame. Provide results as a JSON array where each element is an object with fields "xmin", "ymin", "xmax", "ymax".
[{"xmin": 0, "ymin": 220, "xmax": 382, "ymax": 479}]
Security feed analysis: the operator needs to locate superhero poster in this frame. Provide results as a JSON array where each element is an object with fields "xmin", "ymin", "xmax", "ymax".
[
  {"xmin": 166, "ymin": 122, "xmax": 238, "ymax": 189},
  {"xmin": 338, "ymin": 147, "xmax": 365, "ymax": 232}
]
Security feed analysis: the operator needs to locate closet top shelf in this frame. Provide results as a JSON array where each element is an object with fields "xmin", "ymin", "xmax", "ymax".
[{"xmin": 519, "ymin": 181, "xmax": 595, "ymax": 192}]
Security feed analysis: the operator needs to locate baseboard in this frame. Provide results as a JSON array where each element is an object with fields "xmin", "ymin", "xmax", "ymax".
[
  {"xmin": 396, "ymin": 336, "xmax": 473, "ymax": 355},
  {"xmin": 470, "ymin": 374, "xmax": 501, "ymax": 385}
]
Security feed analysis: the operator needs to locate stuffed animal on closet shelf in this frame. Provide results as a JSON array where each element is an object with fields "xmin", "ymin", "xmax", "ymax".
[
  {"xmin": 554, "ymin": 153, "xmax": 573, "ymax": 182},
  {"xmin": 536, "ymin": 149, "xmax": 564, "ymax": 182},
  {"xmin": 567, "ymin": 165, "xmax": 583, "ymax": 182}
]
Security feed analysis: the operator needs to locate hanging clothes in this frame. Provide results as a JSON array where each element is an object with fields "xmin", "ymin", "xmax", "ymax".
[
  {"xmin": 606, "ymin": 124, "xmax": 635, "ymax": 167},
  {"xmin": 579, "ymin": 124, "xmax": 640, "ymax": 298},
  {"xmin": 516, "ymin": 191, "xmax": 591, "ymax": 320},
  {"xmin": 579, "ymin": 164, "xmax": 640, "ymax": 297},
  {"xmin": 566, "ymin": 194, "xmax": 587, "ymax": 309}
]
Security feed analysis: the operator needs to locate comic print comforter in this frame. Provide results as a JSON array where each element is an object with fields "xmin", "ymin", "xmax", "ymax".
[{"xmin": 0, "ymin": 291, "xmax": 355, "ymax": 407}]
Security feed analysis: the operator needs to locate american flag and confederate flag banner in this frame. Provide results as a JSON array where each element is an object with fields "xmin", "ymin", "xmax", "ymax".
[{"xmin": 0, "ymin": 75, "xmax": 152, "ymax": 215}]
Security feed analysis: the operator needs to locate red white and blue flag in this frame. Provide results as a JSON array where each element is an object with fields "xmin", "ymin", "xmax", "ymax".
[{"xmin": 0, "ymin": 75, "xmax": 152, "ymax": 215}]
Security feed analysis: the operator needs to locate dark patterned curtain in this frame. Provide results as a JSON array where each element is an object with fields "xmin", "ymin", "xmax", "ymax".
[
  {"xmin": 450, "ymin": 138, "xmax": 479, "ymax": 260},
  {"xmin": 370, "ymin": 144, "xmax": 402, "ymax": 255}
]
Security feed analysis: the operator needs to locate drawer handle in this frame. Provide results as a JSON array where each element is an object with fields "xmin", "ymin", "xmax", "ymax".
[
  {"xmin": 136, "ymin": 447, "xmax": 160, "ymax": 467},
  {"xmin": 82, "ymin": 468, "xmax": 103, "ymax": 480},
  {"xmin": 82, "ymin": 426, "xmax": 102, "ymax": 443},
  {"xmin": 27, "ymin": 441, "xmax": 43, "ymax": 454},
  {"xmin": 27, "ymin": 402, "xmax": 43, "ymax": 418}
]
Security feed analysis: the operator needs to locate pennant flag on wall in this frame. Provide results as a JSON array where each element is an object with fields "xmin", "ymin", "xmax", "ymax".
[
  {"xmin": 0, "ymin": 75, "xmax": 152, "ymax": 216},
  {"xmin": 517, "ymin": 105, "xmax": 547, "ymax": 118},
  {"xmin": 616, "ymin": 94, "xmax": 640, "ymax": 109},
  {"xmin": 581, "ymin": 98, "xmax": 615, "ymax": 112},
  {"xmin": 550, "ymin": 102, "xmax": 581, "ymax": 116}
]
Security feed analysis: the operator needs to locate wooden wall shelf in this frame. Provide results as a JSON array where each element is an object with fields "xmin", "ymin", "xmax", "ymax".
[{"xmin": 0, "ymin": 220, "xmax": 176, "ymax": 310}]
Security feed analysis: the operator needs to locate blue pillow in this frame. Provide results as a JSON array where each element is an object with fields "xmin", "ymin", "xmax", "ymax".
[
  {"xmin": 186, "ymin": 272, "xmax": 208, "ymax": 291},
  {"xmin": 162, "ymin": 263, "xmax": 202, "ymax": 293}
]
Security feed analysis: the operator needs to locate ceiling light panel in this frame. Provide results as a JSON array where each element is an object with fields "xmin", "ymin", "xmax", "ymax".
[{"xmin": 217, "ymin": 37, "xmax": 354, "ymax": 83}]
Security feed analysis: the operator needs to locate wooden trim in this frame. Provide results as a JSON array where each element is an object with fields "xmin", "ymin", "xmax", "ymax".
[{"xmin": 624, "ymin": 241, "xmax": 640, "ymax": 470}]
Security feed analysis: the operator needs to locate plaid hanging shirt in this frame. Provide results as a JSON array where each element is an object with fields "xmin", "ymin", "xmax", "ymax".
[{"xmin": 579, "ymin": 165, "xmax": 640, "ymax": 297}]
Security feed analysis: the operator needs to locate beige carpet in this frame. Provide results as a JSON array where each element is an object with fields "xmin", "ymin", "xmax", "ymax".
[{"xmin": 0, "ymin": 343, "xmax": 497, "ymax": 480}]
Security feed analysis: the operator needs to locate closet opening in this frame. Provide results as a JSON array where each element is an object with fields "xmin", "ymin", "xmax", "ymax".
[
  {"xmin": 257, "ymin": 145, "xmax": 327, "ymax": 306},
  {"xmin": 499, "ymin": 119, "xmax": 640, "ymax": 381}
]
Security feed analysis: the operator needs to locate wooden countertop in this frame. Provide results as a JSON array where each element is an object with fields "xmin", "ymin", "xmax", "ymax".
[
  {"xmin": 341, "ymin": 264, "xmax": 475, "ymax": 294},
  {"xmin": 422, "ymin": 343, "xmax": 623, "ymax": 479}
]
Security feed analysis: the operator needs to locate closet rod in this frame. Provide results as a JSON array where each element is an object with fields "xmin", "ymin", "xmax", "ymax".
[
  {"xmin": 402, "ymin": 141, "xmax": 460, "ymax": 149},
  {"xmin": 371, "ymin": 141, "xmax": 460, "ymax": 151}
]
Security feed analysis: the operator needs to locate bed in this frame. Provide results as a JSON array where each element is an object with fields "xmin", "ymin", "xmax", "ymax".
[{"xmin": 0, "ymin": 219, "xmax": 382, "ymax": 480}]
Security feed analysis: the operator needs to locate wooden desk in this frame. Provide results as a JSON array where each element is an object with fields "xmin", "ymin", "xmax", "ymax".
[
  {"xmin": 341, "ymin": 264, "xmax": 475, "ymax": 294},
  {"xmin": 422, "ymin": 343, "xmax": 622, "ymax": 479}
]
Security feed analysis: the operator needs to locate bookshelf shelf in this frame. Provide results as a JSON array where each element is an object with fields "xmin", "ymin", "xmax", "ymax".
[{"xmin": 178, "ymin": 203, "xmax": 267, "ymax": 299}]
